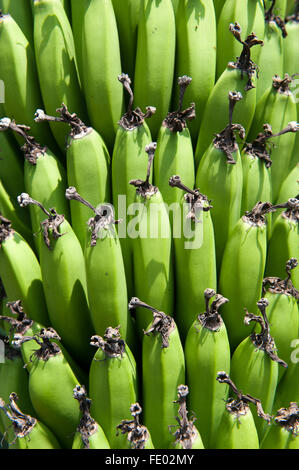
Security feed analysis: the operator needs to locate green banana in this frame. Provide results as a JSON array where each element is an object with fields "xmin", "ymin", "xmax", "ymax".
[
  {"xmin": 112, "ymin": 74, "xmax": 156, "ymax": 299},
  {"xmin": 171, "ymin": 0, "xmax": 179, "ymax": 15},
  {"xmin": 213, "ymin": 0, "xmax": 224, "ymax": 23},
  {"xmin": 214, "ymin": 372, "xmax": 270, "ymax": 449},
  {"xmin": 129, "ymin": 143, "xmax": 174, "ymax": 332},
  {"xmin": 65, "ymin": 187, "xmax": 133, "ymax": 349},
  {"xmin": 218, "ymin": 201, "xmax": 271, "ymax": 350},
  {"xmin": 0, "ymin": 215, "xmax": 49, "ymax": 326},
  {"xmin": 274, "ymin": 163, "xmax": 299, "ymax": 224},
  {"xmin": 116, "ymin": 402, "xmax": 154, "ymax": 449},
  {"xmin": 286, "ymin": 0, "xmax": 296, "ymax": 16},
  {"xmin": 129, "ymin": 297, "xmax": 185, "ymax": 449},
  {"xmin": 169, "ymin": 385, "xmax": 204, "ymax": 449},
  {"xmin": 261, "ymin": 402, "xmax": 299, "ymax": 449},
  {"xmin": 216, "ymin": 0, "xmax": 265, "ymax": 79},
  {"xmin": 111, "ymin": 0, "xmax": 140, "ymax": 81},
  {"xmin": 71, "ymin": 0, "xmax": 123, "ymax": 151},
  {"xmin": 0, "ymin": 0, "xmax": 34, "ymax": 43},
  {"xmin": 17, "ymin": 193, "xmax": 94, "ymax": 365},
  {"xmin": 173, "ymin": 0, "xmax": 216, "ymax": 141},
  {"xmin": 184, "ymin": 289, "xmax": 231, "ymax": 449},
  {"xmin": 0, "ymin": 392, "xmax": 60, "ymax": 449},
  {"xmin": 248, "ymin": 74, "xmax": 298, "ymax": 202},
  {"xmin": 168, "ymin": 176, "xmax": 217, "ymax": 340},
  {"xmin": 262, "ymin": 258, "xmax": 299, "ymax": 382},
  {"xmin": 264, "ymin": 0, "xmax": 287, "ymax": 16},
  {"xmin": 154, "ymin": 76, "xmax": 195, "ymax": 211},
  {"xmin": 134, "ymin": 0, "xmax": 176, "ymax": 140},
  {"xmin": 273, "ymin": 359, "xmax": 299, "ymax": 416},
  {"xmin": 230, "ymin": 298, "xmax": 288, "ymax": 439},
  {"xmin": 195, "ymin": 91, "xmax": 244, "ymax": 270},
  {"xmin": 18, "ymin": 328, "xmax": 82, "ymax": 449},
  {"xmin": 33, "ymin": 0, "xmax": 87, "ymax": 152},
  {"xmin": 284, "ymin": 3, "xmax": 299, "ymax": 75},
  {"xmin": 265, "ymin": 198, "xmax": 299, "ymax": 288},
  {"xmin": 89, "ymin": 326, "xmax": 138, "ymax": 449},
  {"xmin": 195, "ymin": 23, "xmax": 263, "ymax": 168},
  {"xmin": 35, "ymin": 104, "xmax": 111, "ymax": 250},
  {"xmin": 0, "ymin": 12, "xmax": 54, "ymax": 149},
  {"xmin": 72, "ymin": 385, "xmax": 110, "ymax": 450}
]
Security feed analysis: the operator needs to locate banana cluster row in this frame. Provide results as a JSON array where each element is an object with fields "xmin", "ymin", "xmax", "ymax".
[{"xmin": 0, "ymin": 0, "xmax": 298, "ymax": 450}]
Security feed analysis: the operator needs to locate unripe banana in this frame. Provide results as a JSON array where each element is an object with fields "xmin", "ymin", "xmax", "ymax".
[
  {"xmin": 173, "ymin": 1, "xmax": 216, "ymax": 141},
  {"xmin": 168, "ymin": 176, "xmax": 217, "ymax": 340},
  {"xmin": 169, "ymin": 385, "xmax": 204, "ymax": 449},
  {"xmin": 274, "ymin": 163, "xmax": 299, "ymax": 219},
  {"xmin": 261, "ymin": 402, "xmax": 299, "ymax": 449},
  {"xmin": 213, "ymin": 372, "xmax": 271, "ymax": 449},
  {"xmin": 71, "ymin": 0, "xmax": 123, "ymax": 150},
  {"xmin": 284, "ymin": 4, "xmax": 299, "ymax": 76},
  {"xmin": 0, "ymin": 215, "xmax": 49, "ymax": 326},
  {"xmin": 134, "ymin": 0, "xmax": 176, "ymax": 140},
  {"xmin": 89, "ymin": 326, "xmax": 138, "ymax": 449},
  {"xmin": 0, "ymin": 0, "xmax": 34, "ymax": 43},
  {"xmin": 196, "ymin": 91, "xmax": 244, "ymax": 270},
  {"xmin": 33, "ymin": 0, "xmax": 87, "ymax": 152},
  {"xmin": 0, "ymin": 392, "xmax": 61, "ymax": 449},
  {"xmin": 264, "ymin": 0, "xmax": 287, "ymax": 16},
  {"xmin": 184, "ymin": 289, "xmax": 231, "ymax": 448},
  {"xmin": 129, "ymin": 143, "xmax": 174, "ymax": 332},
  {"xmin": 17, "ymin": 193, "xmax": 94, "ymax": 365},
  {"xmin": 216, "ymin": 0, "xmax": 265, "ymax": 79},
  {"xmin": 72, "ymin": 385, "xmax": 110, "ymax": 450},
  {"xmin": 213, "ymin": 0, "xmax": 224, "ymax": 23},
  {"xmin": 129, "ymin": 297, "xmax": 185, "ymax": 449},
  {"xmin": 230, "ymin": 298, "xmax": 288, "ymax": 439},
  {"xmin": 116, "ymin": 402, "xmax": 154, "ymax": 449},
  {"xmin": 195, "ymin": 24, "xmax": 263, "ymax": 168}
]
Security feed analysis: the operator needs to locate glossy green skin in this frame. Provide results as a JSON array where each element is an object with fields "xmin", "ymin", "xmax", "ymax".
[
  {"xmin": 195, "ymin": 69, "xmax": 257, "ymax": 168},
  {"xmin": 256, "ymin": 21, "xmax": 284, "ymax": 104},
  {"xmin": 173, "ymin": 197, "xmax": 217, "ymax": 340},
  {"xmin": 196, "ymin": 143, "xmax": 243, "ymax": 270},
  {"xmin": 216, "ymin": 0, "xmax": 265, "ymax": 79},
  {"xmin": 213, "ymin": 0, "xmax": 224, "ymax": 23},
  {"xmin": 33, "ymin": 0, "xmax": 87, "ymax": 151},
  {"xmin": 0, "ymin": 231, "xmax": 49, "ymax": 326},
  {"xmin": 265, "ymin": 215, "xmax": 298, "ymax": 289},
  {"xmin": 134, "ymin": 0, "xmax": 176, "ymax": 140},
  {"xmin": 173, "ymin": 0, "xmax": 216, "ymax": 140},
  {"xmin": 11, "ymin": 422, "xmax": 61, "ymax": 449},
  {"xmin": 89, "ymin": 344, "xmax": 138, "ymax": 449},
  {"xmin": 274, "ymin": 163, "xmax": 299, "ymax": 208},
  {"xmin": 261, "ymin": 423, "xmax": 299, "ymax": 449},
  {"xmin": 154, "ymin": 126, "xmax": 195, "ymax": 209},
  {"xmin": 39, "ymin": 219, "xmax": 94, "ymax": 365},
  {"xmin": 213, "ymin": 407, "xmax": 259, "ymax": 449},
  {"xmin": 71, "ymin": 0, "xmax": 123, "ymax": 150},
  {"xmin": 130, "ymin": 191, "xmax": 174, "ymax": 333},
  {"xmin": 66, "ymin": 128, "xmax": 111, "ymax": 249},
  {"xmin": 230, "ymin": 337, "xmax": 279, "ymax": 439},
  {"xmin": 112, "ymin": 122, "xmax": 153, "ymax": 299},
  {"xmin": 28, "ymin": 353, "xmax": 81, "ymax": 449},
  {"xmin": 0, "ymin": 0, "xmax": 34, "ymax": 43},
  {"xmin": 219, "ymin": 217, "xmax": 267, "ymax": 350},
  {"xmin": 241, "ymin": 150, "xmax": 272, "ymax": 213},
  {"xmin": 185, "ymin": 319, "xmax": 231, "ymax": 449},
  {"xmin": 247, "ymin": 86, "xmax": 297, "ymax": 202},
  {"xmin": 283, "ymin": 20, "xmax": 299, "ymax": 76},
  {"xmin": 274, "ymin": 359, "xmax": 299, "ymax": 411},
  {"xmin": 72, "ymin": 424, "xmax": 110, "ymax": 449},
  {"xmin": 143, "ymin": 327, "xmax": 185, "ymax": 449}
]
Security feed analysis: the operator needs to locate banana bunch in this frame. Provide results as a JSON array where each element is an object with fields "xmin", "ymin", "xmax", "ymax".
[{"xmin": 0, "ymin": 0, "xmax": 299, "ymax": 451}]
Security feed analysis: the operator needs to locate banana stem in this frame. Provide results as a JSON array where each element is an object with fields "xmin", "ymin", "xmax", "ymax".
[
  {"xmin": 73, "ymin": 385, "xmax": 97, "ymax": 449},
  {"xmin": 262, "ymin": 258, "xmax": 299, "ymax": 299},
  {"xmin": 90, "ymin": 326, "xmax": 125, "ymax": 359},
  {"xmin": 130, "ymin": 143, "xmax": 158, "ymax": 197},
  {"xmin": 168, "ymin": 175, "xmax": 198, "ymax": 197},
  {"xmin": 265, "ymin": 0, "xmax": 288, "ymax": 36},
  {"xmin": 168, "ymin": 385, "xmax": 197, "ymax": 450},
  {"xmin": 116, "ymin": 403, "xmax": 149, "ymax": 449},
  {"xmin": 196, "ymin": 289, "xmax": 228, "ymax": 331},
  {"xmin": 118, "ymin": 74, "xmax": 134, "ymax": 115},
  {"xmin": 35, "ymin": 104, "xmax": 89, "ymax": 139},
  {"xmin": 0, "ymin": 393, "xmax": 36, "ymax": 445},
  {"xmin": 65, "ymin": 187, "xmax": 97, "ymax": 213},
  {"xmin": 177, "ymin": 76, "xmax": 192, "ymax": 113},
  {"xmin": 274, "ymin": 403, "xmax": 299, "ymax": 434}
]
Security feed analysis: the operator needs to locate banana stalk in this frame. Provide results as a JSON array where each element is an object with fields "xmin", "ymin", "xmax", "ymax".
[
  {"xmin": 196, "ymin": 91, "xmax": 244, "ymax": 270},
  {"xmin": 184, "ymin": 289, "xmax": 231, "ymax": 449},
  {"xmin": 129, "ymin": 297, "xmax": 185, "ymax": 449},
  {"xmin": 173, "ymin": 0, "xmax": 216, "ymax": 141},
  {"xmin": 168, "ymin": 176, "xmax": 217, "ymax": 340},
  {"xmin": 134, "ymin": 0, "xmax": 176, "ymax": 140},
  {"xmin": 0, "ymin": 392, "xmax": 60, "ymax": 449},
  {"xmin": 71, "ymin": 0, "xmax": 123, "ymax": 150},
  {"xmin": 89, "ymin": 326, "xmax": 138, "ymax": 449},
  {"xmin": 169, "ymin": 385, "xmax": 204, "ymax": 449},
  {"xmin": 261, "ymin": 402, "xmax": 299, "ymax": 449},
  {"xmin": 218, "ymin": 201, "xmax": 272, "ymax": 350},
  {"xmin": 17, "ymin": 193, "xmax": 94, "ymax": 365},
  {"xmin": 33, "ymin": 0, "xmax": 87, "ymax": 152},
  {"xmin": 195, "ymin": 23, "xmax": 263, "ymax": 168},
  {"xmin": 72, "ymin": 385, "xmax": 110, "ymax": 450},
  {"xmin": 213, "ymin": 372, "xmax": 271, "ymax": 449},
  {"xmin": 230, "ymin": 298, "xmax": 288, "ymax": 439},
  {"xmin": 116, "ymin": 402, "xmax": 154, "ymax": 449},
  {"xmin": 264, "ymin": 0, "xmax": 287, "ymax": 16}
]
